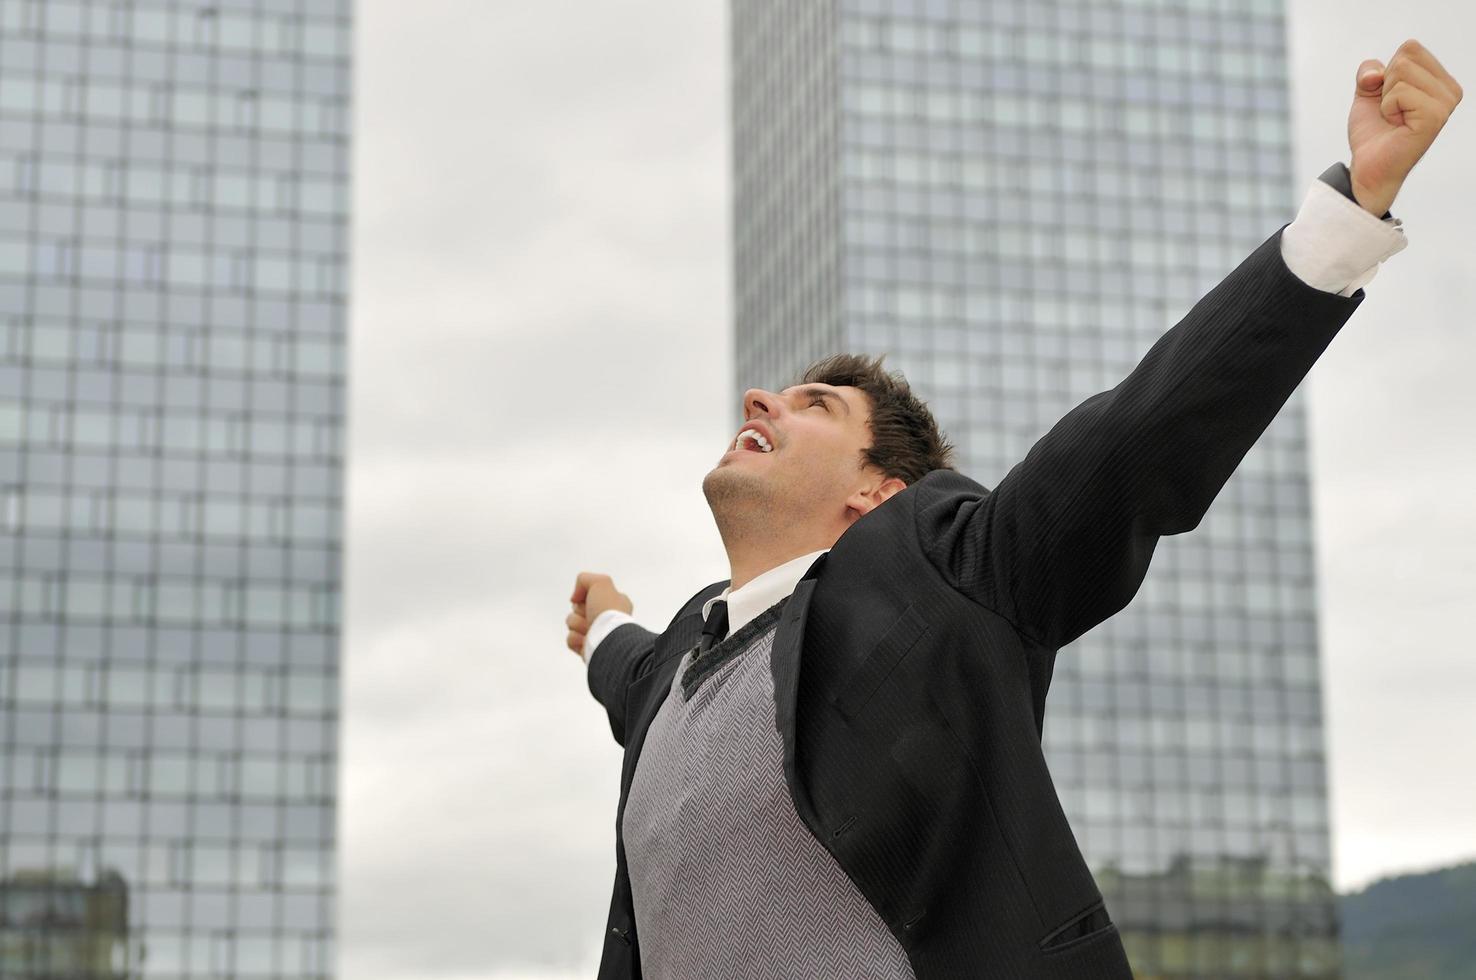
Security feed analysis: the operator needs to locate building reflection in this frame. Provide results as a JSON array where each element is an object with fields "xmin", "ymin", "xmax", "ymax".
[
  {"xmin": 0, "ymin": 868, "xmax": 136, "ymax": 979},
  {"xmin": 0, "ymin": 1, "xmax": 349, "ymax": 976},
  {"xmin": 1101, "ymin": 852, "xmax": 1338, "ymax": 978}
]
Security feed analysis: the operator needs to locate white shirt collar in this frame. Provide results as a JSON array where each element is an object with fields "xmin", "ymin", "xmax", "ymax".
[{"xmin": 702, "ymin": 548, "xmax": 829, "ymax": 636}]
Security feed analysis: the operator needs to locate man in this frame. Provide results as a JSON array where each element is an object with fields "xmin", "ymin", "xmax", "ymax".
[{"xmin": 564, "ymin": 42, "xmax": 1460, "ymax": 979}]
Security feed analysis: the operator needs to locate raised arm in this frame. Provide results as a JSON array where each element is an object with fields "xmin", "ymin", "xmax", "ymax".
[
  {"xmin": 914, "ymin": 41, "xmax": 1459, "ymax": 651},
  {"xmin": 567, "ymin": 571, "xmax": 648, "ymax": 746},
  {"xmin": 917, "ymin": 228, "xmax": 1360, "ymax": 650},
  {"xmin": 586, "ymin": 621, "xmax": 659, "ymax": 747}
]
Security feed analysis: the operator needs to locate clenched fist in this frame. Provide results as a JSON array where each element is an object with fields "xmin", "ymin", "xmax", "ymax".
[
  {"xmin": 566, "ymin": 571, "xmax": 634, "ymax": 659},
  {"xmin": 1348, "ymin": 39, "xmax": 1462, "ymax": 217}
]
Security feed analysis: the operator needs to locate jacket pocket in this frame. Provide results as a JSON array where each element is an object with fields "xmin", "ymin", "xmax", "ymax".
[
  {"xmin": 1034, "ymin": 901, "xmax": 1131, "ymax": 976},
  {"xmin": 829, "ymin": 603, "xmax": 930, "ymax": 718},
  {"xmin": 1039, "ymin": 901, "xmax": 1116, "ymax": 954}
]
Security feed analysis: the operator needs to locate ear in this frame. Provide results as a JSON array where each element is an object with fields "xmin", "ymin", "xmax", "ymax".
[{"xmin": 844, "ymin": 475, "xmax": 908, "ymax": 522}]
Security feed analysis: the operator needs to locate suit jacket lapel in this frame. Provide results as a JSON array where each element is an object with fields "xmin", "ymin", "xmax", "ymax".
[
  {"xmin": 770, "ymin": 554, "xmax": 827, "ymax": 826},
  {"xmin": 617, "ymin": 614, "xmax": 701, "ymax": 798}
]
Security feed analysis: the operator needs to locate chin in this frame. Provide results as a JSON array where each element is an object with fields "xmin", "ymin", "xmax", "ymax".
[
  {"xmin": 702, "ymin": 463, "xmax": 748, "ymax": 492},
  {"xmin": 702, "ymin": 464, "xmax": 770, "ymax": 511}
]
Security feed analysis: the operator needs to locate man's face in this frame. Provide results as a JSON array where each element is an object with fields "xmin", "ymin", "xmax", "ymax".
[{"xmin": 703, "ymin": 382, "xmax": 877, "ymax": 529}]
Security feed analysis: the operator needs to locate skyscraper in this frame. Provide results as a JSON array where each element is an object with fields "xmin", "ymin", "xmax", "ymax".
[
  {"xmin": 731, "ymin": 2, "xmax": 1336, "ymax": 976},
  {"xmin": 1, "ymin": 3, "xmax": 350, "ymax": 978}
]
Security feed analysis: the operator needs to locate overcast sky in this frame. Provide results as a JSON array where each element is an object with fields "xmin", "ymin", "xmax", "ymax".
[{"xmin": 342, "ymin": 3, "xmax": 1474, "ymax": 977}]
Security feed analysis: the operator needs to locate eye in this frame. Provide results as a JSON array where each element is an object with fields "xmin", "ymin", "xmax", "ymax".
[{"xmin": 810, "ymin": 396, "xmax": 829, "ymax": 411}]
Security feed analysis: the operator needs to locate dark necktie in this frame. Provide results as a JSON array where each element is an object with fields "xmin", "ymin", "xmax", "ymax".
[{"xmin": 697, "ymin": 599, "xmax": 728, "ymax": 656}]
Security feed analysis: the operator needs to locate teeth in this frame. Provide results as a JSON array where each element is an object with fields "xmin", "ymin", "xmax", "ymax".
[{"xmin": 736, "ymin": 428, "xmax": 773, "ymax": 453}]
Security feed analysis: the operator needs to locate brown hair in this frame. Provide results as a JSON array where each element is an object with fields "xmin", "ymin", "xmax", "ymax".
[{"xmin": 796, "ymin": 353, "xmax": 955, "ymax": 484}]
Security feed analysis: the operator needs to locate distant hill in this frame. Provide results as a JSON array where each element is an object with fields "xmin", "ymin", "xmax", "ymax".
[{"xmin": 1340, "ymin": 860, "xmax": 1476, "ymax": 979}]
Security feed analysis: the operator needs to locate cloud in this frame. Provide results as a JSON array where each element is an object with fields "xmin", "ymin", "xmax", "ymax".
[
  {"xmin": 341, "ymin": 437, "xmax": 726, "ymax": 972},
  {"xmin": 345, "ymin": 3, "xmax": 731, "ymax": 969}
]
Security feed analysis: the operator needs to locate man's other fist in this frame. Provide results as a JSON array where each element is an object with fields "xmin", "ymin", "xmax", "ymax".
[
  {"xmin": 566, "ymin": 571, "xmax": 634, "ymax": 659},
  {"xmin": 1348, "ymin": 39, "xmax": 1462, "ymax": 217}
]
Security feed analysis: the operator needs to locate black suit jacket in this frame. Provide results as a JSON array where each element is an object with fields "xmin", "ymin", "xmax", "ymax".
[{"xmin": 587, "ymin": 227, "xmax": 1364, "ymax": 978}]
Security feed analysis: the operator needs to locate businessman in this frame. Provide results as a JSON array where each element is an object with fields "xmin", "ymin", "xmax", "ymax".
[{"xmin": 563, "ymin": 41, "xmax": 1461, "ymax": 979}]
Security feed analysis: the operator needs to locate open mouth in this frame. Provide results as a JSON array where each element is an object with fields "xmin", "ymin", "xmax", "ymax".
[{"xmin": 733, "ymin": 426, "xmax": 773, "ymax": 454}]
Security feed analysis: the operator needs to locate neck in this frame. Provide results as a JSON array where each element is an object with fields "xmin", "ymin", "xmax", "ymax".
[
  {"xmin": 703, "ymin": 471, "xmax": 843, "ymax": 591},
  {"xmin": 724, "ymin": 537, "xmax": 832, "ymax": 592}
]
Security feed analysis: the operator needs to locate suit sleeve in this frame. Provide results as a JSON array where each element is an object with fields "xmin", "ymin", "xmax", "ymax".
[
  {"xmin": 586, "ymin": 621, "xmax": 659, "ymax": 747},
  {"xmin": 916, "ymin": 226, "xmax": 1365, "ymax": 650}
]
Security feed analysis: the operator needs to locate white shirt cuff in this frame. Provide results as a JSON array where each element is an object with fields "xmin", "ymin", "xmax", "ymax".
[
  {"xmin": 582, "ymin": 609, "xmax": 638, "ymax": 666},
  {"xmin": 1280, "ymin": 178, "xmax": 1408, "ymax": 297}
]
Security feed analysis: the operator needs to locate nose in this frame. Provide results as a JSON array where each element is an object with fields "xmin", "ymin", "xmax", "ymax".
[{"xmin": 743, "ymin": 388, "xmax": 780, "ymax": 419}]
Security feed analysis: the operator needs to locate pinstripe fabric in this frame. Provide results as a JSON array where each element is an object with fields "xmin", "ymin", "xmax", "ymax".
[{"xmin": 623, "ymin": 603, "xmax": 915, "ymax": 979}]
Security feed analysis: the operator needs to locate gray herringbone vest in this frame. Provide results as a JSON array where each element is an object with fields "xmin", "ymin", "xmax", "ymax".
[{"xmin": 622, "ymin": 601, "xmax": 915, "ymax": 979}]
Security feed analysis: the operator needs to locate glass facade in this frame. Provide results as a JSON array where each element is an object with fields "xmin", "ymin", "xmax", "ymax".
[
  {"xmin": 0, "ymin": 2, "xmax": 350, "ymax": 978},
  {"xmin": 731, "ymin": 1, "xmax": 1338, "ymax": 976}
]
